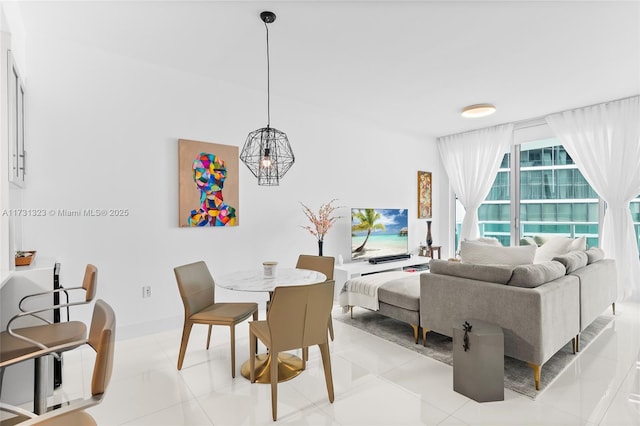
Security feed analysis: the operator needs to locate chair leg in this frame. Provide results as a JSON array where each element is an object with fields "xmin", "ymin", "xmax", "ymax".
[
  {"xmin": 253, "ymin": 311, "xmax": 259, "ymax": 354},
  {"xmin": 575, "ymin": 334, "xmax": 580, "ymax": 352},
  {"xmin": 302, "ymin": 348, "xmax": 308, "ymax": 369},
  {"xmin": 319, "ymin": 343, "xmax": 335, "ymax": 403},
  {"xmin": 230, "ymin": 324, "xmax": 236, "ymax": 378},
  {"xmin": 0, "ymin": 367, "xmax": 4, "ymax": 399},
  {"xmin": 206, "ymin": 325, "xmax": 213, "ymax": 350},
  {"xmin": 177, "ymin": 321, "xmax": 193, "ymax": 370},
  {"xmin": 612, "ymin": 302, "xmax": 616, "ymax": 315},
  {"xmin": 328, "ymin": 317, "xmax": 335, "ymax": 341},
  {"xmin": 249, "ymin": 328, "xmax": 257, "ymax": 383},
  {"xmin": 271, "ymin": 350, "xmax": 279, "ymax": 421}
]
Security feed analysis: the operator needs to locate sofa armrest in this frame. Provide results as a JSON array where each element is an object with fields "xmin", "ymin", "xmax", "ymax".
[{"xmin": 420, "ymin": 272, "xmax": 580, "ymax": 366}]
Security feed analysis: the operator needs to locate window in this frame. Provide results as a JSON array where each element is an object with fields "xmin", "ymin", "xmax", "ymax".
[
  {"xmin": 519, "ymin": 139, "xmax": 599, "ymax": 247},
  {"xmin": 454, "ymin": 130, "xmax": 600, "ymax": 248},
  {"xmin": 8, "ymin": 50, "xmax": 25, "ymax": 187},
  {"xmin": 632, "ymin": 195, "xmax": 640, "ymax": 253}
]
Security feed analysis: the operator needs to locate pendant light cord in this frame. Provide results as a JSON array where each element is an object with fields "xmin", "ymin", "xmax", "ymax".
[{"xmin": 265, "ymin": 21, "xmax": 271, "ymax": 128}]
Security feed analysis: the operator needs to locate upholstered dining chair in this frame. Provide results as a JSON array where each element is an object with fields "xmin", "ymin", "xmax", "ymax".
[
  {"xmin": 249, "ymin": 281, "xmax": 335, "ymax": 421},
  {"xmin": 295, "ymin": 255, "xmax": 336, "ymax": 341},
  {"xmin": 0, "ymin": 264, "xmax": 98, "ymax": 414},
  {"xmin": 0, "ymin": 299, "xmax": 116, "ymax": 426},
  {"xmin": 174, "ymin": 261, "xmax": 258, "ymax": 376}
]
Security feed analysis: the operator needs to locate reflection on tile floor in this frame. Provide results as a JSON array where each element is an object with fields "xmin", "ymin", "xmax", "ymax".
[{"xmin": 29, "ymin": 303, "xmax": 640, "ymax": 424}]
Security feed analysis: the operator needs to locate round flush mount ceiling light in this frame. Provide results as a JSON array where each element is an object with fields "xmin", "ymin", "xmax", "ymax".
[{"xmin": 461, "ymin": 103, "xmax": 497, "ymax": 118}]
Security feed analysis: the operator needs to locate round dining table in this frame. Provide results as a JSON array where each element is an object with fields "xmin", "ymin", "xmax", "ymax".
[
  {"xmin": 215, "ymin": 267, "xmax": 326, "ymax": 293},
  {"xmin": 215, "ymin": 267, "xmax": 327, "ymax": 383}
]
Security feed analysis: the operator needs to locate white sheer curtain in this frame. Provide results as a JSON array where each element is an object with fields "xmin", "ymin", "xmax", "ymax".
[
  {"xmin": 437, "ymin": 124, "xmax": 513, "ymax": 246},
  {"xmin": 546, "ymin": 96, "xmax": 640, "ymax": 301}
]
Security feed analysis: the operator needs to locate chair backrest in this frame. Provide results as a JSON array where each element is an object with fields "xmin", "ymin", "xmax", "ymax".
[
  {"xmin": 14, "ymin": 301, "xmax": 116, "ymax": 425},
  {"xmin": 295, "ymin": 255, "xmax": 335, "ymax": 281},
  {"xmin": 87, "ymin": 299, "xmax": 116, "ymax": 396},
  {"xmin": 267, "ymin": 282, "xmax": 334, "ymax": 352},
  {"xmin": 174, "ymin": 261, "xmax": 215, "ymax": 317},
  {"xmin": 83, "ymin": 264, "xmax": 98, "ymax": 302}
]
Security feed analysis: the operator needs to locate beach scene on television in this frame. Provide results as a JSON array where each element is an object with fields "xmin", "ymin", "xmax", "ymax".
[{"xmin": 351, "ymin": 208, "xmax": 409, "ymax": 260}]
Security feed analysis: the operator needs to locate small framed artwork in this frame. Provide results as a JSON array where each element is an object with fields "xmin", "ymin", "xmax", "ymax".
[{"xmin": 417, "ymin": 171, "xmax": 432, "ymax": 219}]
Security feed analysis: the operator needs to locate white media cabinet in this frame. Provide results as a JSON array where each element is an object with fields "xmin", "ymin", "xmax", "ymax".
[{"xmin": 333, "ymin": 255, "xmax": 430, "ymax": 299}]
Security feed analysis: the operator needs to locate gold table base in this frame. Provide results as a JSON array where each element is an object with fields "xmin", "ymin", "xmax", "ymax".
[{"xmin": 240, "ymin": 353, "xmax": 304, "ymax": 383}]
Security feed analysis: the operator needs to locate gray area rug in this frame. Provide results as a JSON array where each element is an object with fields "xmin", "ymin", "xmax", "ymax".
[{"xmin": 335, "ymin": 310, "xmax": 613, "ymax": 399}]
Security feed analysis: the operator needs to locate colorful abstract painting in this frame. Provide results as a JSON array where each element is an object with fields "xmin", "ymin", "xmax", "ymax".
[
  {"xmin": 417, "ymin": 171, "xmax": 432, "ymax": 219},
  {"xmin": 178, "ymin": 139, "xmax": 239, "ymax": 227}
]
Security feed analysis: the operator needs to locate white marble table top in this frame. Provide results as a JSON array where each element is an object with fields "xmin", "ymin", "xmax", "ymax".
[{"xmin": 215, "ymin": 268, "xmax": 326, "ymax": 292}]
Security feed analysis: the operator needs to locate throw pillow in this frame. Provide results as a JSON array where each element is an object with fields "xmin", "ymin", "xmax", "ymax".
[
  {"xmin": 459, "ymin": 240, "xmax": 536, "ymax": 266},
  {"xmin": 430, "ymin": 259, "xmax": 514, "ymax": 284},
  {"xmin": 569, "ymin": 236, "xmax": 587, "ymax": 251},
  {"xmin": 520, "ymin": 236, "xmax": 537, "ymax": 246},
  {"xmin": 585, "ymin": 247, "xmax": 605, "ymax": 264},
  {"xmin": 533, "ymin": 236, "xmax": 574, "ymax": 263},
  {"xmin": 508, "ymin": 261, "xmax": 567, "ymax": 288},
  {"xmin": 464, "ymin": 237, "xmax": 502, "ymax": 246},
  {"xmin": 553, "ymin": 250, "xmax": 588, "ymax": 274},
  {"xmin": 533, "ymin": 235, "xmax": 554, "ymax": 246}
]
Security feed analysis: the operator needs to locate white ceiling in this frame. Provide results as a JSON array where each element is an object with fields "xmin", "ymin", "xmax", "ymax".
[{"xmin": 16, "ymin": 1, "xmax": 640, "ymax": 138}]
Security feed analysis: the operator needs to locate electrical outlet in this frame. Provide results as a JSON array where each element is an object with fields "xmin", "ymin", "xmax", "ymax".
[{"xmin": 142, "ymin": 285, "xmax": 152, "ymax": 298}]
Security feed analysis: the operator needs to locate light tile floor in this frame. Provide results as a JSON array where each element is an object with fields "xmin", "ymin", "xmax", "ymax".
[{"xmin": 45, "ymin": 302, "xmax": 640, "ymax": 424}]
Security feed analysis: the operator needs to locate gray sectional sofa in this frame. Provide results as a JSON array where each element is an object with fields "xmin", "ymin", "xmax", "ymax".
[{"xmin": 419, "ymin": 248, "xmax": 616, "ymax": 390}]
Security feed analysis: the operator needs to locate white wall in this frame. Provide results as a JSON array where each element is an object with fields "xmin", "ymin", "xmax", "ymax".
[
  {"xmin": 19, "ymin": 21, "xmax": 447, "ymax": 337},
  {"xmin": 1, "ymin": 2, "xmax": 26, "ymax": 277}
]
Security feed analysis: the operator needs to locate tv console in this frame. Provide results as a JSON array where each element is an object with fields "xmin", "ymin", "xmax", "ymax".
[{"xmin": 333, "ymin": 255, "xmax": 430, "ymax": 300}]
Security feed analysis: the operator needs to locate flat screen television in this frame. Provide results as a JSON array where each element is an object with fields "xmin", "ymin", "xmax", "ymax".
[{"xmin": 351, "ymin": 208, "xmax": 408, "ymax": 260}]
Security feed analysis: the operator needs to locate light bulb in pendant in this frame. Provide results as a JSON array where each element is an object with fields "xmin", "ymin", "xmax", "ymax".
[{"xmin": 260, "ymin": 148, "xmax": 272, "ymax": 168}]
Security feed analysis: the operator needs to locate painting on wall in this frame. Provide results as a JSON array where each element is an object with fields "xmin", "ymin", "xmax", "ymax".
[
  {"xmin": 417, "ymin": 171, "xmax": 432, "ymax": 219},
  {"xmin": 178, "ymin": 139, "xmax": 239, "ymax": 227}
]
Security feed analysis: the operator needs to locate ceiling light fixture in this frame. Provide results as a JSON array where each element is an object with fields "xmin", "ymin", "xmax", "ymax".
[
  {"xmin": 461, "ymin": 103, "xmax": 497, "ymax": 118},
  {"xmin": 240, "ymin": 11, "xmax": 294, "ymax": 186}
]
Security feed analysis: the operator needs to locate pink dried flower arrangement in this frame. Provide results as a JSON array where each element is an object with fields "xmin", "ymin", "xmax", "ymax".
[{"xmin": 300, "ymin": 199, "xmax": 342, "ymax": 242}]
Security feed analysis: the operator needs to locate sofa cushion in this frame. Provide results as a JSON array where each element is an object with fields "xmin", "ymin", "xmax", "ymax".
[
  {"xmin": 378, "ymin": 277, "xmax": 420, "ymax": 311},
  {"xmin": 553, "ymin": 250, "xmax": 588, "ymax": 273},
  {"xmin": 459, "ymin": 240, "xmax": 536, "ymax": 266},
  {"xmin": 508, "ymin": 261, "xmax": 567, "ymax": 288},
  {"xmin": 585, "ymin": 247, "xmax": 605, "ymax": 264},
  {"xmin": 430, "ymin": 259, "xmax": 514, "ymax": 284},
  {"xmin": 533, "ymin": 236, "xmax": 574, "ymax": 263}
]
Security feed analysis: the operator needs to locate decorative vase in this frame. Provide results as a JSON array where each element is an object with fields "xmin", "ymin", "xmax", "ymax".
[
  {"xmin": 318, "ymin": 240, "xmax": 324, "ymax": 256},
  {"xmin": 426, "ymin": 220, "xmax": 433, "ymax": 247}
]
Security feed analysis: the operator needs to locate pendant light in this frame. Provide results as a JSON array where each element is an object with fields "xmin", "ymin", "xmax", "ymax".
[{"xmin": 240, "ymin": 11, "xmax": 295, "ymax": 186}]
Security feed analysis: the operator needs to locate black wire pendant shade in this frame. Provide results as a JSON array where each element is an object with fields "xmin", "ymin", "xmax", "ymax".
[{"xmin": 240, "ymin": 11, "xmax": 294, "ymax": 186}]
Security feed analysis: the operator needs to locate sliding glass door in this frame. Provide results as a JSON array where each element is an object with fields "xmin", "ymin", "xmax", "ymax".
[
  {"xmin": 519, "ymin": 138, "xmax": 599, "ymax": 247},
  {"xmin": 454, "ymin": 131, "xmax": 601, "ymax": 248}
]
